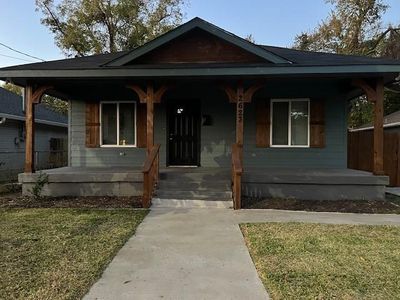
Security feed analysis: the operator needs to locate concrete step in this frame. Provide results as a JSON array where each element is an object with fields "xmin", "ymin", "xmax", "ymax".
[
  {"xmin": 155, "ymin": 190, "xmax": 232, "ymax": 200},
  {"xmin": 159, "ymin": 172, "xmax": 230, "ymax": 182},
  {"xmin": 157, "ymin": 181, "xmax": 231, "ymax": 190},
  {"xmin": 152, "ymin": 198, "xmax": 232, "ymax": 208}
]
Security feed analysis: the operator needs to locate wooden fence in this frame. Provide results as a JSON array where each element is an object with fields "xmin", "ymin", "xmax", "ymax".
[{"xmin": 348, "ymin": 130, "xmax": 400, "ymax": 186}]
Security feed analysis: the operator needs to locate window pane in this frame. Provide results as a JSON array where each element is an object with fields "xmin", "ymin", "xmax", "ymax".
[
  {"xmin": 102, "ymin": 103, "xmax": 117, "ymax": 145},
  {"xmin": 119, "ymin": 103, "xmax": 135, "ymax": 145},
  {"xmin": 291, "ymin": 101, "xmax": 309, "ymax": 146},
  {"xmin": 272, "ymin": 102, "xmax": 289, "ymax": 145}
]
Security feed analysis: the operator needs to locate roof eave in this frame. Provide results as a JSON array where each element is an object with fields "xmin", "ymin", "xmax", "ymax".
[
  {"xmin": 1, "ymin": 65, "xmax": 400, "ymax": 79},
  {"xmin": 0, "ymin": 113, "xmax": 68, "ymax": 127}
]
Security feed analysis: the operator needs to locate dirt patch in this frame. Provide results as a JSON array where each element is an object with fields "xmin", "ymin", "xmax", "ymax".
[
  {"xmin": 243, "ymin": 197, "xmax": 400, "ymax": 214},
  {"xmin": 0, "ymin": 193, "xmax": 142, "ymax": 208}
]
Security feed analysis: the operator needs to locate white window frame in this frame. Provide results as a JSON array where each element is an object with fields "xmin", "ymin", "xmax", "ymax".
[
  {"xmin": 100, "ymin": 101, "xmax": 137, "ymax": 148},
  {"xmin": 270, "ymin": 98, "xmax": 310, "ymax": 148}
]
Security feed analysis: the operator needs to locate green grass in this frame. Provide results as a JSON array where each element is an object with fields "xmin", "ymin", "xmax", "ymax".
[
  {"xmin": 0, "ymin": 208, "xmax": 148, "ymax": 300},
  {"xmin": 241, "ymin": 223, "xmax": 400, "ymax": 300}
]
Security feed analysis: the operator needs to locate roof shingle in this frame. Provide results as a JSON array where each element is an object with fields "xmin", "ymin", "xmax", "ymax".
[{"xmin": 0, "ymin": 87, "xmax": 67, "ymax": 125}]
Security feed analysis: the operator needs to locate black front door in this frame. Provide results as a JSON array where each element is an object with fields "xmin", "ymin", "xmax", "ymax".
[{"xmin": 167, "ymin": 101, "xmax": 200, "ymax": 166}]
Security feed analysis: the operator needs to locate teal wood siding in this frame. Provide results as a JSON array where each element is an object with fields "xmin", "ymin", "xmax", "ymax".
[
  {"xmin": 244, "ymin": 97, "xmax": 347, "ymax": 168},
  {"xmin": 69, "ymin": 90, "xmax": 347, "ymax": 169},
  {"xmin": 200, "ymin": 94, "xmax": 235, "ymax": 167},
  {"xmin": 154, "ymin": 103, "xmax": 167, "ymax": 166},
  {"xmin": 69, "ymin": 100, "xmax": 146, "ymax": 167}
]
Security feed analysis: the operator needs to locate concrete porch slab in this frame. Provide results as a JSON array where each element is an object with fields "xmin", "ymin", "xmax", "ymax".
[{"xmin": 386, "ymin": 187, "xmax": 400, "ymax": 197}]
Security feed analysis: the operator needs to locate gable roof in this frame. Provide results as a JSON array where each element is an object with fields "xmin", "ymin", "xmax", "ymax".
[
  {"xmin": 0, "ymin": 17, "xmax": 400, "ymax": 80},
  {"xmin": 104, "ymin": 17, "xmax": 291, "ymax": 66},
  {"xmin": 0, "ymin": 87, "xmax": 67, "ymax": 127}
]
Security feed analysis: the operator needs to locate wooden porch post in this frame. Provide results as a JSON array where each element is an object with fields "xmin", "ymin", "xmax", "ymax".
[
  {"xmin": 374, "ymin": 79, "xmax": 384, "ymax": 175},
  {"xmin": 146, "ymin": 83, "xmax": 154, "ymax": 154},
  {"xmin": 24, "ymin": 84, "xmax": 54, "ymax": 173},
  {"xmin": 236, "ymin": 85, "xmax": 244, "ymax": 161},
  {"xmin": 222, "ymin": 82, "xmax": 263, "ymax": 210},
  {"xmin": 353, "ymin": 78, "xmax": 385, "ymax": 175},
  {"xmin": 25, "ymin": 85, "xmax": 35, "ymax": 173}
]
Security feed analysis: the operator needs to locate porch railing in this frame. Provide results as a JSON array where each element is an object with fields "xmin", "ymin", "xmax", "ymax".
[
  {"xmin": 142, "ymin": 144, "xmax": 161, "ymax": 208},
  {"xmin": 231, "ymin": 143, "xmax": 243, "ymax": 210}
]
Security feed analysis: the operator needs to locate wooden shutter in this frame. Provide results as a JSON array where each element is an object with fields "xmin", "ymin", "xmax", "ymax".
[
  {"xmin": 85, "ymin": 102, "xmax": 100, "ymax": 148},
  {"xmin": 256, "ymin": 99, "xmax": 270, "ymax": 147},
  {"xmin": 310, "ymin": 99, "xmax": 325, "ymax": 148},
  {"xmin": 136, "ymin": 103, "xmax": 147, "ymax": 148}
]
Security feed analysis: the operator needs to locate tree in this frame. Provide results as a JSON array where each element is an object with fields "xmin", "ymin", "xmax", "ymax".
[
  {"xmin": 293, "ymin": 0, "xmax": 400, "ymax": 128},
  {"xmin": 1, "ymin": 82, "xmax": 68, "ymax": 115},
  {"xmin": 35, "ymin": 0, "xmax": 185, "ymax": 57},
  {"xmin": 1, "ymin": 82, "xmax": 23, "ymax": 95},
  {"xmin": 294, "ymin": 0, "xmax": 388, "ymax": 55}
]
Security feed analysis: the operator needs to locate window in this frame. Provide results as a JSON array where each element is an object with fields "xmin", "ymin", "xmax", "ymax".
[
  {"xmin": 271, "ymin": 99, "xmax": 309, "ymax": 147},
  {"xmin": 100, "ymin": 102, "xmax": 136, "ymax": 147}
]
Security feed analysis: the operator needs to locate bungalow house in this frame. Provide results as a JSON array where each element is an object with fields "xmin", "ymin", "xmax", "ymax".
[
  {"xmin": 0, "ymin": 87, "xmax": 67, "ymax": 181},
  {"xmin": 0, "ymin": 18, "xmax": 399, "ymax": 209}
]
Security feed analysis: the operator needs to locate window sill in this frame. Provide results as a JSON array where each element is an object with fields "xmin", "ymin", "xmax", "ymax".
[
  {"xmin": 270, "ymin": 145, "xmax": 310, "ymax": 148},
  {"xmin": 100, "ymin": 145, "xmax": 137, "ymax": 148}
]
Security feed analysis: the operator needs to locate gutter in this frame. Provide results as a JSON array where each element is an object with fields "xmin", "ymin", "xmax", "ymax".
[
  {"xmin": 349, "ymin": 121, "xmax": 400, "ymax": 132},
  {"xmin": 0, "ymin": 113, "xmax": 68, "ymax": 128}
]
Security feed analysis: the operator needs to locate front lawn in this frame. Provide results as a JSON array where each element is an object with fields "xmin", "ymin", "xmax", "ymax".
[
  {"xmin": 241, "ymin": 222, "xmax": 400, "ymax": 299},
  {"xmin": 0, "ymin": 208, "xmax": 148, "ymax": 300}
]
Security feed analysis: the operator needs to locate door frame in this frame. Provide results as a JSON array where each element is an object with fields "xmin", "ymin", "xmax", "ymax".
[{"xmin": 166, "ymin": 99, "xmax": 201, "ymax": 167}]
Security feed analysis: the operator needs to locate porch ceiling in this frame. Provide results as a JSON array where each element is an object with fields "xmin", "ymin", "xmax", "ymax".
[{"xmin": 11, "ymin": 76, "xmax": 385, "ymax": 103}]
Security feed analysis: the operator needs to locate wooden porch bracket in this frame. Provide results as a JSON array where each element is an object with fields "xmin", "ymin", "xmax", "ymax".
[
  {"xmin": 24, "ymin": 84, "xmax": 54, "ymax": 173},
  {"xmin": 127, "ymin": 83, "xmax": 171, "ymax": 153},
  {"xmin": 221, "ymin": 82, "xmax": 264, "ymax": 103},
  {"xmin": 32, "ymin": 85, "xmax": 54, "ymax": 103},
  {"xmin": 352, "ymin": 78, "xmax": 385, "ymax": 175},
  {"xmin": 126, "ymin": 83, "xmax": 171, "ymax": 104}
]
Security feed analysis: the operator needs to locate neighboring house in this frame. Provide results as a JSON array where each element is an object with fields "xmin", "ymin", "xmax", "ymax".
[
  {"xmin": 351, "ymin": 110, "xmax": 400, "ymax": 133},
  {"xmin": 0, "ymin": 87, "xmax": 67, "ymax": 181},
  {"xmin": 1, "ymin": 18, "xmax": 400, "ymax": 208}
]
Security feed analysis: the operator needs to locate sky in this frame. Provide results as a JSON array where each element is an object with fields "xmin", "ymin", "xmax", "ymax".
[{"xmin": 0, "ymin": 0, "xmax": 399, "ymax": 68}]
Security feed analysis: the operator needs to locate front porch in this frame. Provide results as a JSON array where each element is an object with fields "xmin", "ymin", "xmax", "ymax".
[
  {"xmin": 4, "ymin": 18, "xmax": 399, "ymax": 208},
  {"xmin": 19, "ymin": 166, "xmax": 388, "ymax": 201}
]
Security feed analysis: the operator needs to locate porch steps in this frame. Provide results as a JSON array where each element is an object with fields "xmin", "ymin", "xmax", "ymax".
[{"xmin": 154, "ymin": 169, "xmax": 233, "ymax": 203}]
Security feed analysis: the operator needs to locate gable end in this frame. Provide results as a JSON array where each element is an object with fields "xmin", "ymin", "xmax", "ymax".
[{"xmin": 130, "ymin": 29, "xmax": 268, "ymax": 64}]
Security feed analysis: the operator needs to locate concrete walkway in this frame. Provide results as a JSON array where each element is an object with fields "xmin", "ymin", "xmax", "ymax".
[
  {"xmin": 84, "ymin": 208, "xmax": 269, "ymax": 300},
  {"xmin": 84, "ymin": 208, "xmax": 400, "ymax": 300}
]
